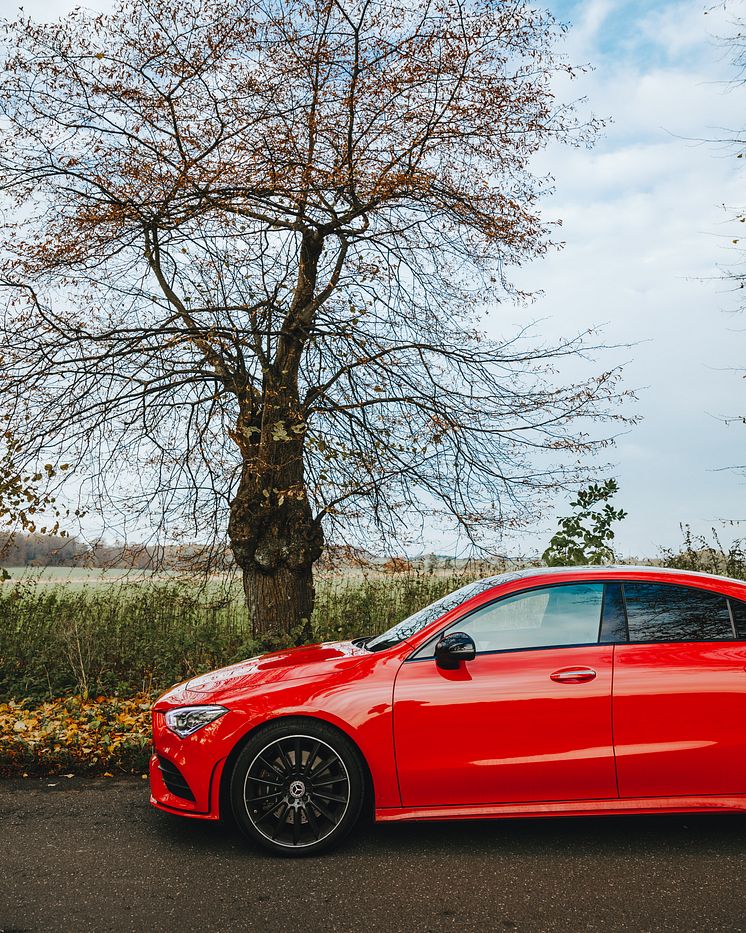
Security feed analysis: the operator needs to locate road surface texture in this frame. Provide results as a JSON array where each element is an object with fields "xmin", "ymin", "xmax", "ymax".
[{"xmin": 1, "ymin": 777, "xmax": 745, "ymax": 933}]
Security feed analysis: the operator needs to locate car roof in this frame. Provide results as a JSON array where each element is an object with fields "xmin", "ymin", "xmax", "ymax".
[{"xmin": 471, "ymin": 565, "xmax": 746, "ymax": 591}]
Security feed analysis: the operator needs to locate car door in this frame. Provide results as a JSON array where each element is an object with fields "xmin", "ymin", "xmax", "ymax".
[
  {"xmin": 393, "ymin": 582, "xmax": 618, "ymax": 807},
  {"xmin": 612, "ymin": 581, "xmax": 746, "ymax": 798}
]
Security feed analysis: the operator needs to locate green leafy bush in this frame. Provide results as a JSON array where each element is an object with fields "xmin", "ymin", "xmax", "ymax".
[
  {"xmin": 0, "ymin": 568, "xmax": 495, "ymax": 700},
  {"xmin": 543, "ymin": 480, "xmax": 627, "ymax": 567}
]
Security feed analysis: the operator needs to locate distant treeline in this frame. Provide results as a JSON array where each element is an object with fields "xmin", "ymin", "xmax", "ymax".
[
  {"xmin": 0, "ymin": 532, "xmax": 489, "ymax": 572},
  {"xmin": 0, "ymin": 532, "xmax": 227, "ymax": 570}
]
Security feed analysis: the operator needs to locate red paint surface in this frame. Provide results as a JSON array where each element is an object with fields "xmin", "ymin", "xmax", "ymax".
[
  {"xmin": 393, "ymin": 646, "xmax": 616, "ymax": 806},
  {"xmin": 613, "ymin": 642, "xmax": 746, "ymax": 797}
]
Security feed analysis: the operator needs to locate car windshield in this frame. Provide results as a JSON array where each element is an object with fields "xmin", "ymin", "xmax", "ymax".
[{"xmin": 364, "ymin": 573, "xmax": 518, "ymax": 652}]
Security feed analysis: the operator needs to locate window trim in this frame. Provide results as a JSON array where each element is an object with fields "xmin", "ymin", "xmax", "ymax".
[
  {"xmin": 727, "ymin": 598, "xmax": 738, "ymax": 639},
  {"xmin": 599, "ymin": 581, "xmax": 628, "ymax": 644},
  {"xmin": 729, "ymin": 596, "xmax": 746, "ymax": 640},
  {"xmin": 406, "ymin": 580, "xmax": 607, "ymax": 662}
]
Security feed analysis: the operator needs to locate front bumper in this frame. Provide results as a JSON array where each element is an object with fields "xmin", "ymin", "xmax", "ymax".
[
  {"xmin": 149, "ymin": 752, "xmax": 225, "ymax": 820},
  {"xmin": 149, "ymin": 707, "xmax": 242, "ymax": 820}
]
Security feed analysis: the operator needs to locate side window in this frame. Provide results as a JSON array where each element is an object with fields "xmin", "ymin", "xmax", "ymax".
[
  {"xmin": 440, "ymin": 583, "xmax": 604, "ymax": 654},
  {"xmin": 624, "ymin": 583, "xmax": 733, "ymax": 643}
]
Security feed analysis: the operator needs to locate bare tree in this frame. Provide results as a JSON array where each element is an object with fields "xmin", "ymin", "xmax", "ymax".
[
  {"xmin": 0, "ymin": 0, "xmax": 630, "ymax": 634},
  {"xmin": 714, "ymin": 5, "xmax": 746, "ymax": 287}
]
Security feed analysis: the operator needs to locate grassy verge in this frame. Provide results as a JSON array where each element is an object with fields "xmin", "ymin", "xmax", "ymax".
[{"xmin": 0, "ymin": 567, "xmax": 502, "ymax": 702}]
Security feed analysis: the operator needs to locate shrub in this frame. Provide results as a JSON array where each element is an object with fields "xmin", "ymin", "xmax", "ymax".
[{"xmin": 0, "ymin": 566, "xmax": 503, "ymax": 700}]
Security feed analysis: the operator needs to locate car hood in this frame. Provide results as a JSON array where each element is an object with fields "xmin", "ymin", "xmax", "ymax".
[{"xmin": 162, "ymin": 640, "xmax": 371, "ymax": 704}]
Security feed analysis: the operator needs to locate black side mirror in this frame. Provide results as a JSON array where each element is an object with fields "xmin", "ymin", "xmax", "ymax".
[{"xmin": 435, "ymin": 631, "xmax": 477, "ymax": 670}]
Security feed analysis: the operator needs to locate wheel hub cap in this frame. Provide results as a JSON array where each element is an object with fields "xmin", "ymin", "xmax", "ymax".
[{"xmin": 289, "ymin": 779, "xmax": 306, "ymax": 799}]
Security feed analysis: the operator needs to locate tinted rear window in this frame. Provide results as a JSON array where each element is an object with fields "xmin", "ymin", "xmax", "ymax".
[{"xmin": 624, "ymin": 583, "xmax": 733, "ymax": 643}]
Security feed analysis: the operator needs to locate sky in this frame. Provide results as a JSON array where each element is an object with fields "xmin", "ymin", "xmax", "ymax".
[
  {"xmin": 500, "ymin": 0, "xmax": 746, "ymax": 559},
  {"xmin": 6, "ymin": 0, "xmax": 746, "ymax": 559}
]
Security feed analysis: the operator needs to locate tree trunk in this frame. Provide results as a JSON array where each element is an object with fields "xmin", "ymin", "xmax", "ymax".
[
  {"xmin": 242, "ymin": 561, "xmax": 316, "ymax": 639},
  {"xmin": 231, "ymin": 476, "xmax": 324, "ymax": 637},
  {"xmin": 229, "ymin": 232, "xmax": 326, "ymax": 637},
  {"xmin": 227, "ymin": 395, "xmax": 324, "ymax": 638}
]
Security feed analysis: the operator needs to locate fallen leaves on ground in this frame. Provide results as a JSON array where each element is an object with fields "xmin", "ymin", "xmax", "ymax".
[{"xmin": 0, "ymin": 695, "xmax": 152, "ymax": 776}]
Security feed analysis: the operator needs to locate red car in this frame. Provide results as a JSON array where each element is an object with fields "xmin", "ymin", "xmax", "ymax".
[{"xmin": 150, "ymin": 566, "xmax": 746, "ymax": 855}]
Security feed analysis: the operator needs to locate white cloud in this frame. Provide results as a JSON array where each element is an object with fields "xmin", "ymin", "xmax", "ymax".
[
  {"xmin": 638, "ymin": 2, "xmax": 730, "ymax": 59},
  {"xmin": 561, "ymin": 0, "xmax": 618, "ymax": 52}
]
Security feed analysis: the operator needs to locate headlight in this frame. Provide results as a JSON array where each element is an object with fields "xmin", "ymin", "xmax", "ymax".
[{"xmin": 164, "ymin": 705, "xmax": 228, "ymax": 738}]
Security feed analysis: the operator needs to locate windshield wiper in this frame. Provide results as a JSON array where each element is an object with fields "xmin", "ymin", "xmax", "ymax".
[{"xmin": 350, "ymin": 635, "xmax": 375, "ymax": 651}]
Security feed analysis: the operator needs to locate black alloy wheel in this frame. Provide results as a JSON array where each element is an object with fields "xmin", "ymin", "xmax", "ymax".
[{"xmin": 230, "ymin": 718, "xmax": 365, "ymax": 855}]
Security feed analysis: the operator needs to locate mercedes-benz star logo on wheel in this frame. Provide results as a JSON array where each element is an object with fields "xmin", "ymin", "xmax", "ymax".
[{"xmin": 289, "ymin": 780, "xmax": 306, "ymax": 799}]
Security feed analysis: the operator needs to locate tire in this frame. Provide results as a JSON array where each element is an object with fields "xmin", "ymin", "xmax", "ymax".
[{"xmin": 229, "ymin": 718, "xmax": 366, "ymax": 856}]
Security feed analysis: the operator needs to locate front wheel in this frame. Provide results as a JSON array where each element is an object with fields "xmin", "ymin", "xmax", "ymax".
[{"xmin": 230, "ymin": 718, "xmax": 365, "ymax": 856}]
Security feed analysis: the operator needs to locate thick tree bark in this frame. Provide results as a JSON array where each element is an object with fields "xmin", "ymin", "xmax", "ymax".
[
  {"xmin": 240, "ymin": 538, "xmax": 320, "ymax": 639},
  {"xmin": 227, "ymin": 381, "xmax": 324, "ymax": 637},
  {"xmin": 229, "ymin": 459, "xmax": 324, "ymax": 636}
]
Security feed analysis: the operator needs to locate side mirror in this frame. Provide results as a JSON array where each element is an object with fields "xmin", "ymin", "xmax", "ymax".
[{"xmin": 435, "ymin": 631, "xmax": 477, "ymax": 670}]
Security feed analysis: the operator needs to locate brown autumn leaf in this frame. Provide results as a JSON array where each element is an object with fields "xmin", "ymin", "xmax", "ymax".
[{"xmin": 0, "ymin": 694, "xmax": 153, "ymax": 777}]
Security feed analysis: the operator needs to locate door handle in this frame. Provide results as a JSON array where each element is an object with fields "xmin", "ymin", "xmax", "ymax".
[{"xmin": 550, "ymin": 667, "xmax": 597, "ymax": 684}]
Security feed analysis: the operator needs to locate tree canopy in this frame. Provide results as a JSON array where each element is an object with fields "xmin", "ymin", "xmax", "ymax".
[{"xmin": 0, "ymin": 0, "xmax": 630, "ymax": 632}]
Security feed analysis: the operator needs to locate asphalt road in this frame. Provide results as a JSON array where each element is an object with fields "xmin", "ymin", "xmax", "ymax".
[{"xmin": 1, "ymin": 778, "xmax": 746, "ymax": 933}]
